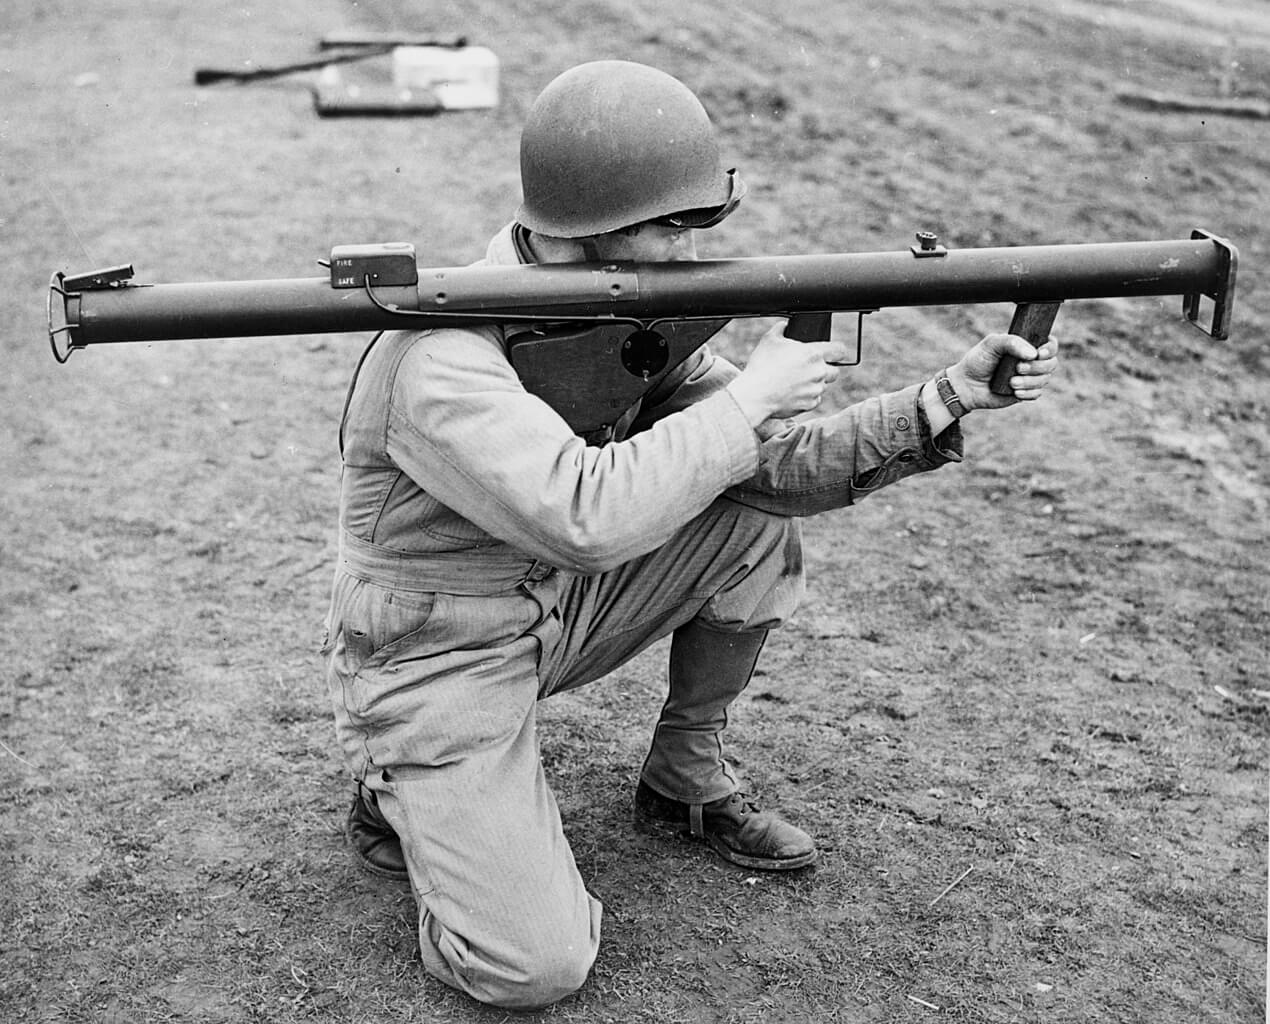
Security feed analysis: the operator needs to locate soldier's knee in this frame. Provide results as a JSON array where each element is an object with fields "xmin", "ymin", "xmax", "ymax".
[
  {"xmin": 702, "ymin": 502, "xmax": 804, "ymax": 631},
  {"xmin": 489, "ymin": 941, "xmax": 595, "ymax": 1009},
  {"xmin": 420, "ymin": 897, "xmax": 600, "ymax": 1010}
]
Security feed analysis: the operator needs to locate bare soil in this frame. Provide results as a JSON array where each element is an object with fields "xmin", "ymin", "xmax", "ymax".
[{"xmin": 2, "ymin": 1, "xmax": 1266, "ymax": 1022}]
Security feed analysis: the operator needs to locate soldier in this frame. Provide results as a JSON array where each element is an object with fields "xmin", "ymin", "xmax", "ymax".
[{"xmin": 325, "ymin": 60, "xmax": 1058, "ymax": 1009}]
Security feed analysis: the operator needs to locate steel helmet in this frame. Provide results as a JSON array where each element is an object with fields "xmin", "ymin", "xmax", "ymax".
[{"xmin": 515, "ymin": 60, "xmax": 745, "ymax": 238}]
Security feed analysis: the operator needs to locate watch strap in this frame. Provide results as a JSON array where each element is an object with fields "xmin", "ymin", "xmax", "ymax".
[{"xmin": 936, "ymin": 373, "xmax": 968, "ymax": 418}]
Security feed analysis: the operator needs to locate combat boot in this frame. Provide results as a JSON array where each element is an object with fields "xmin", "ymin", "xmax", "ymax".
[
  {"xmin": 345, "ymin": 784, "xmax": 409, "ymax": 882},
  {"xmin": 635, "ymin": 779, "xmax": 817, "ymax": 870}
]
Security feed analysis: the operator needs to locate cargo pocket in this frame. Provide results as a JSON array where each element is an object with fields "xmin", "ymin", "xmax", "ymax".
[{"xmin": 340, "ymin": 590, "xmax": 441, "ymax": 718}]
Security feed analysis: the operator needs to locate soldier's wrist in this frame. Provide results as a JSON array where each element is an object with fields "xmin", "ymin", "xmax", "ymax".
[
  {"xmin": 920, "ymin": 377, "xmax": 957, "ymax": 436},
  {"xmin": 724, "ymin": 379, "xmax": 775, "ymax": 428},
  {"xmin": 937, "ymin": 367, "xmax": 971, "ymax": 417}
]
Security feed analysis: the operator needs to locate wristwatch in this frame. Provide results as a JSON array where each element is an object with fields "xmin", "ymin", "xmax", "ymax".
[{"xmin": 935, "ymin": 372, "xmax": 968, "ymax": 419}]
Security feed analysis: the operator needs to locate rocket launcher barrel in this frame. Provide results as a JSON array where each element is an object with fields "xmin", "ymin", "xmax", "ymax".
[
  {"xmin": 48, "ymin": 230, "xmax": 1237, "ymax": 432},
  {"xmin": 50, "ymin": 231, "xmax": 1236, "ymax": 350}
]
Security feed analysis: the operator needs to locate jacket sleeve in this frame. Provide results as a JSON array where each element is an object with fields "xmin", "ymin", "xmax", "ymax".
[
  {"xmin": 727, "ymin": 384, "xmax": 964, "ymax": 516},
  {"xmin": 383, "ymin": 327, "xmax": 760, "ymax": 574},
  {"xmin": 631, "ymin": 341, "xmax": 964, "ymax": 518}
]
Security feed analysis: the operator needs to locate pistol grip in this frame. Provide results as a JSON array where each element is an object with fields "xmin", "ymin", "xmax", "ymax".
[
  {"xmin": 990, "ymin": 301, "xmax": 1061, "ymax": 396},
  {"xmin": 783, "ymin": 312, "xmax": 832, "ymax": 342}
]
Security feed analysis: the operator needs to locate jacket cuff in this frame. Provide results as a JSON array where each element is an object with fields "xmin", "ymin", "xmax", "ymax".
[
  {"xmin": 875, "ymin": 382, "xmax": 963, "ymax": 466},
  {"xmin": 698, "ymin": 388, "xmax": 762, "ymax": 483}
]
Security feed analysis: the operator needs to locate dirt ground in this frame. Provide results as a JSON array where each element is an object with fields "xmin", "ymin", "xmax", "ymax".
[{"xmin": 2, "ymin": 0, "xmax": 1266, "ymax": 1021}]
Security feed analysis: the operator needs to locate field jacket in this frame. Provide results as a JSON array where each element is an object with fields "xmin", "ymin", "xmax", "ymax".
[{"xmin": 335, "ymin": 223, "xmax": 963, "ymax": 584}]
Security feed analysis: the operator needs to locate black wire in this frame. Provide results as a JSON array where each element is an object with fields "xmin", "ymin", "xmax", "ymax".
[{"xmin": 360, "ymin": 276, "xmax": 650, "ymax": 331}]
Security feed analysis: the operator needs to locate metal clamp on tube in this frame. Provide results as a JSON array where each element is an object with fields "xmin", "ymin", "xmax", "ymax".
[
  {"xmin": 1184, "ymin": 229, "xmax": 1237, "ymax": 341},
  {"xmin": 47, "ymin": 264, "xmax": 137, "ymax": 362}
]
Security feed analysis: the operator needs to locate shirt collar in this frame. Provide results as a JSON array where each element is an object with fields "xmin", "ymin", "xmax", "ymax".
[{"xmin": 484, "ymin": 221, "xmax": 532, "ymax": 266}]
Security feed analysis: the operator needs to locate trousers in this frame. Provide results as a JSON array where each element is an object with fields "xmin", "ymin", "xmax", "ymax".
[{"xmin": 324, "ymin": 497, "xmax": 803, "ymax": 1008}]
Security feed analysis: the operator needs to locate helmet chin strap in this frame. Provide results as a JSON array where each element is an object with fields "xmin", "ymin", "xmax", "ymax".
[{"xmin": 517, "ymin": 227, "xmax": 603, "ymax": 265}]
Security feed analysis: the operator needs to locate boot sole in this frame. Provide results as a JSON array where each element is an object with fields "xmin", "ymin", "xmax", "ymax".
[
  {"xmin": 705, "ymin": 833, "xmax": 818, "ymax": 871},
  {"xmin": 348, "ymin": 848, "xmax": 411, "ymax": 883}
]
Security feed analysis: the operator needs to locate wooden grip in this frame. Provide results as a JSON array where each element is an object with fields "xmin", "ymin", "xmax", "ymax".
[{"xmin": 990, "ymin": 301, "xmax": 1061, "ymax": 396}]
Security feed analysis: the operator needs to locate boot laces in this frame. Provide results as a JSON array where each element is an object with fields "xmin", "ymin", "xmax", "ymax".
[{"xmin": 711, "ymin": 791, "xmax": 760, "ymax": 821}]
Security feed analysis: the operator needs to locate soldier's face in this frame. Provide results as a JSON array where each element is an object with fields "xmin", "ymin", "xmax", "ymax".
[{"xmin": 595, "ymin": 223, "xmax": 698, "ymax": 262}]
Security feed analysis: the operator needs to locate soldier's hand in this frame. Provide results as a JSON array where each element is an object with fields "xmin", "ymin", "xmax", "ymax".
[
  {"xmin": 946, "ymin": 332, "xmax": 1061, "ymax": 413},
  {"xmin": 727, "ymin": 320, "xmax": 851, "ymax": 426}
]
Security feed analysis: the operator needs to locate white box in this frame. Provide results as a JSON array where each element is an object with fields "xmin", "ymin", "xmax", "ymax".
[{"xmin": 392, "ymin": 45, "xmax": 500, "ymax": 109}]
